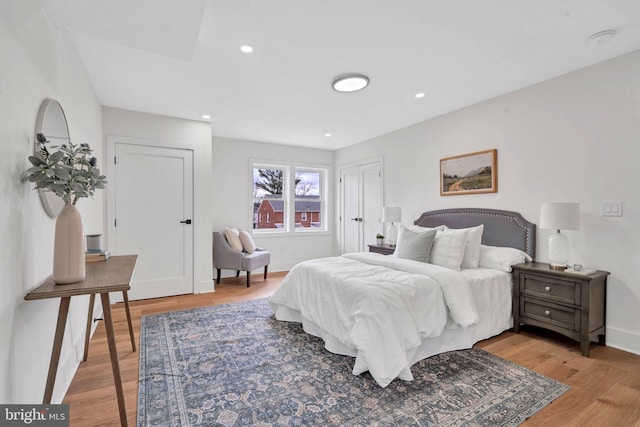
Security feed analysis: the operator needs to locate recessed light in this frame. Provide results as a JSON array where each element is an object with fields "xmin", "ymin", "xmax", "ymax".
[
  {"xmin": 332, "ymin": 74, "xmax": 369, "ymax": 93},
  {"xmin": 325, "ymin": 133, "xmax": 332, "ymax": 137},
  {"xmin": 415, "ymin": 92, "xmax": 425, "ymax": 99},
  {"xmin": 587, "ymin": 30, "xmax": 617, "ymax": 46},
  {"xmin": 240, "ymin": 45, "xmax": 254, "ymax": 53},
  {"xmin": 202, "ymin": 114, "xmax": 211, "ymax": 120}
]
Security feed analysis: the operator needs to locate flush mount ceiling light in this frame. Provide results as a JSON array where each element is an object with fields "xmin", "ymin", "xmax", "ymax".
[
  {"xmin": 587, "ymin": 29, "xmax": 617, "ymax": 46},
  {"xmin": 202, "ymin": 114, "xmax": 211, "ymax": 119},
  {"xmin": 240, "ymin": 45, "xmax": 253, "ymax": 53},
  {"xmin": 415, "ymin": 92, "xmax": 425, "ymax": 99},
  {"xmin": 332, "ymin": 74, "xmax": 369, "ymax": 93}
]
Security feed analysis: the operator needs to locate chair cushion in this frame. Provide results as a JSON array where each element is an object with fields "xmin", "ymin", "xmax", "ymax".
[
  {"xmin": 239, "ymin": 230, "xmax": 256, "ymax": 254},
  {"xmin": 224, "ymin": 227, "xmax": 243, "ymax": 251},
  {"xmin": 241, "ymin": 249, "xmax": 270, "ymax": 271}
]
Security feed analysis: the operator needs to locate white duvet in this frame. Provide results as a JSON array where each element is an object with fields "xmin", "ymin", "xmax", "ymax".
[{"xmin": 268, "ymin": 252, "xmax": 479, "ymax": 387}]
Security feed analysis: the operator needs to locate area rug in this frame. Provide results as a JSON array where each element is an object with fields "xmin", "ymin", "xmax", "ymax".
[{"xmin": 137, "ymin": 299, "xmax": 568, "ymax": 426}]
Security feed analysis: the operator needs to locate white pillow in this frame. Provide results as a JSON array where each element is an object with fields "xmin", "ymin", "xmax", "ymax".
[
  {"xmin": 429, "ymin": 228, "xmax": 468, "ymax": 271},
  {"xmin": 239, "ymin": 230, "xmax": 256, "ymax": 254},
  {"xmin": 393, "ymin": 226, "xmax": 437, "ymax": 263},
  {"xmin": 450, "ymin": 224, "xmax": 484, "ymax": 269},
  {"xmin": 478, "ymin": 245, "xmax": 533, "ymax": 272},
  {"xmin": 224, "ymin": 227, "xmax": 243, "ymax": 251},
  {"xmin": 408, "ymin": 224, "xmax": 446, "ymax": 233}
]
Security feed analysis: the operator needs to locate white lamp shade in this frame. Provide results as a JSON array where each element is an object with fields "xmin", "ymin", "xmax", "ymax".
[
  {"xmin": 539, "ymin": 202, "xmax": 579, "ymax": 230},
  {"xmin": 382, "ymin": 206, "xmax": 401, "ymax": 223}
]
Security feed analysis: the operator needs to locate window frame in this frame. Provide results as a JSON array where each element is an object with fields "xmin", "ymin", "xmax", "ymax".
[
  {"xmin": 252, "ymin": 162, "xmax": 289, "ymax": 233},
  {"xmin": 250, "ymin": 160, "xmax": 329, "ymax": 236},
  {"xmin": 293, "ymin": 166, "xmax": 326, "ymax": 233}
]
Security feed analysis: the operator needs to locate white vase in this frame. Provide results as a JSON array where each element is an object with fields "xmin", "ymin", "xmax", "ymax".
[{"xmin": 53, "ymin": 204, "xmax": 86, "ymax": 284}]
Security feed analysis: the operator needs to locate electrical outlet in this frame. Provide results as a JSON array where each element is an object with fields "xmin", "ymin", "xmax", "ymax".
[{"xmin": 602, "ymin": 200, "xmax": 623, "ymax": 217}]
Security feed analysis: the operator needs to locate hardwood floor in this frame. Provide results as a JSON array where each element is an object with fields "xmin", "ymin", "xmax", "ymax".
[{"xmin": 64, "ymin": 272, "xmax": 640, "ymax": 426}]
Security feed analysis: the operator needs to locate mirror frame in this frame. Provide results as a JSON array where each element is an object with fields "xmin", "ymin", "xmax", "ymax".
[{"xmin": 34, "ymin": 98, "xmax": 69, "ymax": 218}]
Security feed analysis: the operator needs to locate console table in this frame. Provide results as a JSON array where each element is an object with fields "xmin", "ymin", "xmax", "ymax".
[{"xmin": 25, "ymin": 255, "xmax": 138, "ymax": 427}]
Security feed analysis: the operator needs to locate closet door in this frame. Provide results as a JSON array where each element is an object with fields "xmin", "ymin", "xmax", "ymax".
[
  {"xmin": 339, "ymin": 160, "xmax": 383, "ymax": 253},
  {"xmin": 112, "ymin": 143, "xmax": 194, "ymax": 300}
]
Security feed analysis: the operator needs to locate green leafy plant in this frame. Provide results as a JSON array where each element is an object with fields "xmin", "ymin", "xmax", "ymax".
[
  {"xmin": 26, "ymin": 133, "xmax": 107, "ymax": 205},
  {"xmin": 376, "ymin": 233, "xmax": 384, "ymax": 239}
]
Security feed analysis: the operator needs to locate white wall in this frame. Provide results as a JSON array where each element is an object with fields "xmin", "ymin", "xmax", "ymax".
[
  {"xmin": 102, "ymin": 107, "xmax": 214, "ymax": 294},
  {"xmin": 336, "ymin": 50, "xmax": 640, "ymax": 355},
  {"xmin": 0, "ymin": 1, "xmax": 104, "ymax": 403},
  {"xmin": 212, "ymin": 137, "xmax": 335, "ymax": 273}
]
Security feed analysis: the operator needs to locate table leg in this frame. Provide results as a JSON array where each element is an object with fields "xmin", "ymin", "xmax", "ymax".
[
  {"xmin": 122, "ymin": 291, "xmax": 136, "ymax": 352},
  {"xmin": 43, "ymin": 296, "xmax": 71, "ymax": 404},
  {"xmin": 83, "ymin": 294, "xmax": 96, "ymax": 362},
  {"xmin": 100, "ymin": 292, "xmax": 128, "ymax": 427}
]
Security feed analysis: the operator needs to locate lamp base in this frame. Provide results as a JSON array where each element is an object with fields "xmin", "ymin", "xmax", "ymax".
[
  {"xmin": 386, "ymin": 223, "xmax": 398, "ymax": 245},
  {"xmin": 547, "ymin": 230, "xmax": 569, "ymax": 270}
]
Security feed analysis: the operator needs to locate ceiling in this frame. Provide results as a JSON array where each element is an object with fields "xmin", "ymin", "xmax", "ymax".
[{"xmin": 42, "ymin": 0, "xmax": 640, "ymax": 150}]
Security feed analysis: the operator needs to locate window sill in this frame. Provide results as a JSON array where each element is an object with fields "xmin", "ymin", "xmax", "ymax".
[{"xmin": 252, "ymin": 230, "xmax": 331, "ymax": 238}]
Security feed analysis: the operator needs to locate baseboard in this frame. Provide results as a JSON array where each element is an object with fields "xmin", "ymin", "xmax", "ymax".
[
  {"xmin": 267, "ymin": 262, "xmax": 296, "ymax": 273},
  {"xmin": 606, "ymin": 326, "xmax": 640, "ymax": 356},
  {"xmin": 196, "ymin": 278, "xmax": 214, "ymax": 294},
  {"xmin": 213, "ymin": 263, "xmax": 294, "ymax": 280}
]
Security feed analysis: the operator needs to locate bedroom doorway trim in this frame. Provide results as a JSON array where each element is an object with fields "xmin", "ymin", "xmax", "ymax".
[
  {"xmin": 106, "ymin": 136, "xmax": 195, "ymax": 301},
  {"xmin": 338, "ymin": 157, "xmax": 383, "ymax": 254}
]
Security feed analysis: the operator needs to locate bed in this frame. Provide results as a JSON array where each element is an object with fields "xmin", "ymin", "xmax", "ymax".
[{"xmin": 269, "ymin": 208, "xmax": 536, "ymax": 387}]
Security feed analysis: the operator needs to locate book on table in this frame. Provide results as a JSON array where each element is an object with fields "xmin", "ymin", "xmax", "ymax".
[{"xmin": 85, "ymin": 250, "xmax": 111, "ymax": 262}]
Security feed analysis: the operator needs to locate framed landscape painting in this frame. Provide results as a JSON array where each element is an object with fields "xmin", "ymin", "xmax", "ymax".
[{"xmin": 440, "ymin": 149, "xmax": 497, "ymax": 196}]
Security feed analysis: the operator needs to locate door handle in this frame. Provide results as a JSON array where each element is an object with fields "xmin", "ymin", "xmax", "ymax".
[
  {"xmin": 180, "ymin": 219, "xmax": 192, "ymax": 224},
  {"xmin": 351, "ymin": 217, "xmax": 363, "ymax": 222}
]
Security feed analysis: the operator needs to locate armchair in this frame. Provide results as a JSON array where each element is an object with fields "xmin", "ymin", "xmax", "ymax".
[{"xmin": 213, "ymin": 231, "xmax": 270, "ymax": 287}]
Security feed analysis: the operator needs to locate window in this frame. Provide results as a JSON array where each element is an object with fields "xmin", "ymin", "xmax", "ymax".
[
  {"xmin": 253, "ymin": 164, "xmax": 288, "ymax": 231},
  {"xmin": 252, "ymin": 161, "xmax": 327, "ymax": 234},
  {"xmin": 294, "ymin": 168, "xmax": 324, "ymax": 231}
]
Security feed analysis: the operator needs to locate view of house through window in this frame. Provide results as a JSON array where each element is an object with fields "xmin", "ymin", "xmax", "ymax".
[
  {"xmin": 252, "ymin": 163, "xmax": 326, "ymax": 233},
  {"xmin": 253, "ymin": 166, "xmax": 287, "ymax": 230},
  {"xmin": 294, "ymin": 168, "xmax": 322, "ymax": 230}
]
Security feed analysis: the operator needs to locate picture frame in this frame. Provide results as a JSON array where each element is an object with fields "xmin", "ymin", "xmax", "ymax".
[{"xmin": 440, "ymin": 149, "xmax": 497, "ymax": 196}]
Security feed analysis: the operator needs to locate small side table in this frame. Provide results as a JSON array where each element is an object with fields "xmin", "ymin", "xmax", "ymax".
[
  {"xmin": 25, "ymin": 255, "xmax": 138, "ymax": 427},
  {"xmin": 512, "ymin": 261, "xmax": 609, "ymax": 357},
  {"xmin": 368, "ymin": 243, "xmax": 395, "ymax": 255}
]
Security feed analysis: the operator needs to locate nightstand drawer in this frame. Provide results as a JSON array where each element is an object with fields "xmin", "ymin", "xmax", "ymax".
[
  {"xmin": 521, "ymin": 296, "xmax": 580, "ymax": 331},
  {"xmin": 521, "ymin": 273, "xmax": 580, "ymax": 305}
]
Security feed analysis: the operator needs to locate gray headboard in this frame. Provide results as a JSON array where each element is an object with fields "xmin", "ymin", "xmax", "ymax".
[{"xmin": 414, "ymin": 208, "xmax": 536, "ymax": 258}]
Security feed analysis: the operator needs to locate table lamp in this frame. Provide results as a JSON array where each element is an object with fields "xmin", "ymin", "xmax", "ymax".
[
  {"xmin": 382, "ymin": 206, "xmax": 401, "ymax": 246},
  {"xmin": 539, "ymin": 202, "xmax": 579, "ymax": 270}
]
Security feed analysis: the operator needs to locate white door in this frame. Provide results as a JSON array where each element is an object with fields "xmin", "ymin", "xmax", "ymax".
[
  {"xmin": 341, "ymin": 166, "xmax": 361, "ymax": 253},
  {"xmin": 340, "ymin": 161, "xmax": 383, "ymax": 253},
  {"xmin": 361, "ymin": 163, "xmax": 383, "ymax": 249},
  {"xmin": 113, "ymin": 143, "xmax": 194, "ymax": 300}
]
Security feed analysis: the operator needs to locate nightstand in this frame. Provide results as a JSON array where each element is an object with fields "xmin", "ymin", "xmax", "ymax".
[
  {"xmin": 512, "ymin": 262, "xmax": 609, "ymax": 357},
  {"xmin": 368, "ymin": 243, "xmax": 395, "ymax": 255}
]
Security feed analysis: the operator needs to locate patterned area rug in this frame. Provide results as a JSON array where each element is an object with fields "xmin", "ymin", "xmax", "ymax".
[{"xmin": 137, "ymin": 299, "xmax": 568, "ymax": 426}]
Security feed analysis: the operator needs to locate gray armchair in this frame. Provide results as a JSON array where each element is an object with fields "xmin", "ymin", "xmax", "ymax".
[{"xmin": 213, "ymin": 231, "xmax": 270, "ymax": 287}]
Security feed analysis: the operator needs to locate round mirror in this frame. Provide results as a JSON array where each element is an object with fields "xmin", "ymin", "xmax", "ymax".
[{"xmin": 34, "ymin": 99, "xmax": 69, "ymax": 218}]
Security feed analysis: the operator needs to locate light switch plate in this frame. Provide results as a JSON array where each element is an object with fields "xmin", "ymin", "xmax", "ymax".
[{"xmin": 602, "ymin": 200, "xmax": 623, "ymax": 217}]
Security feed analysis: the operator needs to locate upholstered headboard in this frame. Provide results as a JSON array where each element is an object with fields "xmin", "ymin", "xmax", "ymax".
[{"xmin": 414, "ymin": 208, "xmax": 536, "ymax": 258}]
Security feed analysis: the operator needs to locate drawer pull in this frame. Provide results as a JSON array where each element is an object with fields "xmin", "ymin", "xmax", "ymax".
[
  {"xmin": 544, "ymin": 286, "xmax": 551, "ymax": 291},
  {"xmin": 544, "ymin": 310, "xmax": 551, "ymax": 316}
]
